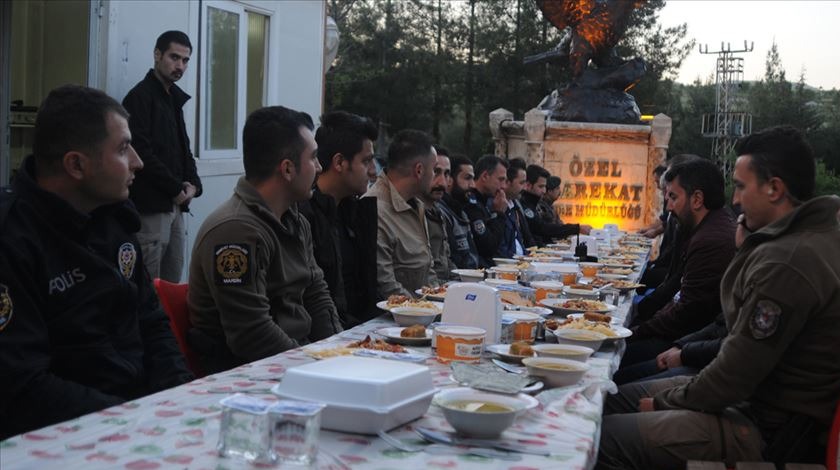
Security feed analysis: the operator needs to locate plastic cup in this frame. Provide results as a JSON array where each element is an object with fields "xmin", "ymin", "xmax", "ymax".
[{"xmin": 435, "ymin": 326, "xmax": 486, "ymax": 363}]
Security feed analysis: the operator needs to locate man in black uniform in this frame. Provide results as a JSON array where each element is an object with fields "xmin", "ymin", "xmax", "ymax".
[
  {"xmin": 521, "ymin": 164, "xmax": 586, "ymax": 245},
  {"xmin": 0, "ymin": 85, "xmax": 192, "ymax": 439},
  {"xmin": 438, "ymin": 155, "xmax": 480, "ymax": 269},
  {"xmin": 462, "ymin": 155, "xmax": 509, "ymax": 267},
  {"xmin": 298, "ymin": 111, "xmax": 379, "ymax": 327}
]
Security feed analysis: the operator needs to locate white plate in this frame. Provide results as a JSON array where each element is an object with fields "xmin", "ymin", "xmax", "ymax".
[
  {"xmin": 486, "ymin": 343, "xmax": 534, "ymax": 363},
  {"xmin": 492, "ymin": 258, "xmax": 518, "ymax": 265},
  {"xmin": 605, "ymin": 326, "xmax": 632, "ymax": 341},
  {"xmin": 602, "ymin": 262, "xmax": 640, "ymax": 269},
  {"xmin": 563, "ymin": 287, "xmax": 604, "ymax": 298},
  {"xmin": 539, "ymin": 298, "xmax": 617, "ymax": 315},
  {"xmin": 448, "ymin": 374, "xmax": 544, "ymax": 394},
  {"xmin": 483, "ymin": 278, "xmax": 518, "ymax": 286},
  {"xmin": 375, "ymin": 327, "xmax": 433, "ymax": 346},
  {"xmin": 414, "ymin": 288, "xmax": 446, "ymax": 301},
  {"xmin": 503, "ymin": 305, "xmax": 553, "ymax": 317},
  {"xmin": 598, "ymin": 273, "xmax": 629, "ymax": 280},
  {"xmin": 376, "ymin": 300, "xmax": 445, "ymax": 313}
]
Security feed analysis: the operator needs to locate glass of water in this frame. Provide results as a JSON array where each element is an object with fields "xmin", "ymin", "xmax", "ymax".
[
  {"xmin": 269, "ymin": 400, "xmax": 326, "ymax": 466},
  {"xmin": 217, "ymin": 394, "xmax": 275, "ymax": 464}
]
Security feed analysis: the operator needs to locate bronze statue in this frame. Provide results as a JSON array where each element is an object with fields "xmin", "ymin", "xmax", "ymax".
[{"xmin": 527, "ymin": 0, "xmax": 646, "ymax": 124}]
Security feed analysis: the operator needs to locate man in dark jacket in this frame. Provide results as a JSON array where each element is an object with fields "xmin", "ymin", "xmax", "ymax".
[
  {"xmin": 621, "ymin": 159, "xmax": 736, "ymax": 367},
  {"xmin": 0, "ymin": 85, "xmax": 192, "ymax": 439},
  {"xmin": 123, "ymin": 30, "xmax": 202, "ymax": 282},
  {"xmin": 598, "ymin": 126, "xmax": 840, "ymax": 470},
  {"xmin": 299, "ymin": 111, "xmax": 379, "ymax": 327},
  {"xmin": 463, "ymin": 155, "xmax": 510, "ymax": 267},
  {"xmin": 439, "ymin": 155, "xmax": 480, "ymax": 269},
  {"xmin": 521, "ymin": 164, "xmax": 587, "ymax": 245}
]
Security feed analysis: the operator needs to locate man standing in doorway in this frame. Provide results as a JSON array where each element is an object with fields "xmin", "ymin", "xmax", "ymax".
[{"xmin": 123, "ymin": 30, "xmax": 202, "ymax": 282}]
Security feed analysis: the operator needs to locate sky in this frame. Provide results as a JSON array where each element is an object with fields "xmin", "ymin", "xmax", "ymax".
[{"xmin": 658, "ymin": 0, "xmax": 840, "ymax": 90}]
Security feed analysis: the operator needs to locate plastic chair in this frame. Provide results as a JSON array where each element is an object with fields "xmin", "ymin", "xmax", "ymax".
[
  {"xmin": 153, "ymin": 278, "xmax": 204, "ymax": 378},
  {"xmin": 828, "ymin": 399, "xmax": 840, "ymax": 470}
]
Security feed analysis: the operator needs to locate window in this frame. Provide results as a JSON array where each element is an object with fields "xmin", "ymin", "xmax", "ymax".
[{"xmin": 200, "ymin": 1, "xmax": 269, "ymax": 159}]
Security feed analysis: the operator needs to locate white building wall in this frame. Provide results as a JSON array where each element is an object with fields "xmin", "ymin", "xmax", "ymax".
[{"xmin": 99, "ymin": 0, "xmax": 326, "ymax": 281}]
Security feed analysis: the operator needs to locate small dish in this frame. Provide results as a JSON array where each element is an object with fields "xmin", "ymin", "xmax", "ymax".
[
  {"xmin": 375, "ymin": 327, "xmax": 432, "ymax": 346},
  {"xmin": 532, "ymin": 343, "xmax": 594, "ymax": 362},
  {"xmin": 391, "ymin": 307, "xmax": 439, "ymax": 327},
  {"xmin": 451, "ymin": 269, "xmax": 485, "ymax": 282},
  {"xmin": 486, "ymin": 343, "xmax": 534, "ymax": 363}
]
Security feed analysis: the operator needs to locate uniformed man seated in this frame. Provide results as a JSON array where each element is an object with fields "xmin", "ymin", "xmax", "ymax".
[
  {"xmin": 188, "ymin": 106, "xmax": 342, "ymax": 374},
  {"xmin": 0, "ymin": 85, "xmax": 193, "ymax": 439},
  {"xmin": 520, "ymin": 164, "xmax": 588, "ymax": 246},
  {"xmin": 597, "ymin": 126, "xmax": 840, "ymax": 470},
  {"xmin": 363, "ymin": 130, "xmax": 438, "ymax": 298}
]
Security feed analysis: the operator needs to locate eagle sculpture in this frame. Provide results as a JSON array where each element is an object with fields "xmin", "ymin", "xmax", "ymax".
[{"xmin": 528, "ymin": 0, "xmax": 646, "ymax": 123}]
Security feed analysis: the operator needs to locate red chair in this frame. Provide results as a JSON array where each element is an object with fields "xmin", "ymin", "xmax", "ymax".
[
  {"xmin": 153, "ymin": 279, "xmax": 204, "ymax": 378},
  {"xmin": 828, "ymin": 399, "xmax": 840, "ymax": 470}
]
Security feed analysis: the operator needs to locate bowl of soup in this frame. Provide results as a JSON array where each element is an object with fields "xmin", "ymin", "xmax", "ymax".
[
  {"xmin": 521, "ymin": 357, "xmax": 589, "ymax": 388},
  {"xmin": 435, "ymin": 387, "xmax": 539, "ymax": 438},
  {"xmin": 532, "ymin": 343, "xmax": 594, "ymax": 362}
]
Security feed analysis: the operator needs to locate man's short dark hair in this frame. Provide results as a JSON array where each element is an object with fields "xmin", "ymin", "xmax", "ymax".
[
  {"xmin": 33, "ymin": 84, "xmax": 129, "ymax": 172},
  {"xmin": 734, "ymin": 125, "xmax": 815, "ymax": 202},
  {"xmin": 475, "ymin": 155, "xmax": 508, "ymax": 179},
  {"xmin": 155, "ymin": 30, "xmax": 192, "ymax": 54},
  {"xmin": 435, "ymin": 146, "xmax": 450, "ymax": 157},
  {"xmin": 386, "ymin": 129, "xmax": 435, "ymax": 171},
  {"xmin": 546, "ymin": 175, "xmax": 561, "ymax": 191},
  {"xmin": 526, "ymin": 164, "xmax": 550, "ymax": 184},
  {"xmin": 506, "ymin": 158, "xmax": 527, "ymax": 181},
  {"xmin": 243, "ymin": 106, "xmax": 314, "ymax": 183},
  {"xmin": 663, "ymin": 158, "xmax": 726, "ymax": 210},
  {"xmin": 315, "ymin": 111, "xmax": 378, "ymax": 172},
  {"xmin": 450, "ymin": 155, "xmax": 473, "ymax": 180}
]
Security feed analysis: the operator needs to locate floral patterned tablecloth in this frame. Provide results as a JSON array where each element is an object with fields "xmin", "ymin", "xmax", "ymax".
[{"xmin": 0, "ymin": 292, "xmax": 636, "ymax": 470}]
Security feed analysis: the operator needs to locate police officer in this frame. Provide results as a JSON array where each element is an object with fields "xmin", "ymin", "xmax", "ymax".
[
  {"xmin": 521, "ymin": 164, "xmax": 587, "ymax": 245},
  {"xmin": 0, "ymin": 85, "xmax": 193, "ymax": 439},
  {"xmin": 439, "ymin": 155, "xmax": 480, "ymax": 269},
  {"xmin": 597, "ymin": 126, "xmax": 840, "ymax": 469},
  {"xmin": 462, "ymin": 155, "xmax": 510, "ymax": 267}
]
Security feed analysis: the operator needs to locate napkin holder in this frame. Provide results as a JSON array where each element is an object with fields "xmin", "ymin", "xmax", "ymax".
[{"xmin": 441, "ymin": 283, "xmax": 502, "ymax": 343}]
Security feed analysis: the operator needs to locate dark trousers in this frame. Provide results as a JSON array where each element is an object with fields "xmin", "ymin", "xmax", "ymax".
[{"xmin": 612, "ymin": 358, "xmax": 699, "ymax": 385}]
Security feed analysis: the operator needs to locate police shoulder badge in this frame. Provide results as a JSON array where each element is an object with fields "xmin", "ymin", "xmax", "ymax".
[
  {"xmin": 118, "ymin": 242, "xmax": 137, "ymax": 279},
  {"xmin": 215, "ymin": 244, "xmax": 251, "ymax": 286},
  {"xmin": 472, "ymin": 220, "xmax": 487, "ymax": 235},
  {"xmin": 749, "ymin": 299, "xmax": 781, "ymax": 339},
  {"xmin": 524, "ymin": 208, "xmax": 535, "ymax": 218},
  {"xmin": 0, "ymin": 284, "xmax": 12, "ymax": 332}
]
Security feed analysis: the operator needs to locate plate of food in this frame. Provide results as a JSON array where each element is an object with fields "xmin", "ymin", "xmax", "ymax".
[
  {"xmin": 539, "ymin": 298, "xmax": 616, "ymax": 315},
  {"xmin": 375, "ymin": 326, "xmax": 432, "ymax": 346},
  {"xmin": 416, "ymin": 285, "xmax": 447, "ymax": 301},
  {"xmin": 377, "ymin": 295, "xmax": 444, "ymax": 312},
  {"xmin": 598, "ymin": 272, "xmax": 629, "ymax": 280},
  {"xmin": 601, "ymin": 279, "xmax": 645, "ymax": 292},
  {"xmin": 601, "ymin": 260, "xmax": 640, "ymax": 269},
  {"xmin": 600, "ymin": 267, "xmax": 634, "ymax": 275},
  {"xmin": 544, "ymin": 317, "xmax": 631, "ymax": 341},
  {"xmin": 567, "ymin": 312, "xmax": 622, "ymax": 325},
  {"xmin": 486, "ymin": 342, "xmax": 535, "ymax": 363},
  {"xmin": 587, "ymin": 278, "xmax": 614, "ymax": 289},
  {"xmin": 563, "ymin": 283, "xmax": 605, "ymax": 298}
]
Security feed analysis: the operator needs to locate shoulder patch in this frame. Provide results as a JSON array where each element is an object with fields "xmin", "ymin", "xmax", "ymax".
[
  {"xmin": 117, "ymin": 242, "xmax": 138, "ymax": 279},
  {"xmin": 215, "ymin": 244, "xmax": 251, "ymax": 286},
  {"xmin": 749, "ymin": 299, "xmax": 781, "ymax": 339},
  {"xmin": 524, "ymin": 208, "xmax": 535, "ymax": 218},
  {"xmin": 472, "ymin": 220, "xmax": 487, "ymax": 235},
  {"xmin": 0, "ymin": 284, "xmax": 12, "ymax": 332}
]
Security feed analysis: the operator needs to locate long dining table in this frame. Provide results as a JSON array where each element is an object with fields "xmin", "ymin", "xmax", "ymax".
[{"xmin": 0, "ymin": 262, "xmax": 645, "ymax": 470}]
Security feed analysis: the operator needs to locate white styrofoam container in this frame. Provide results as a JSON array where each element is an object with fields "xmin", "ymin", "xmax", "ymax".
[{"xmin": 270, "ymin": 356, "xmax": 435, "ymax": 434}]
